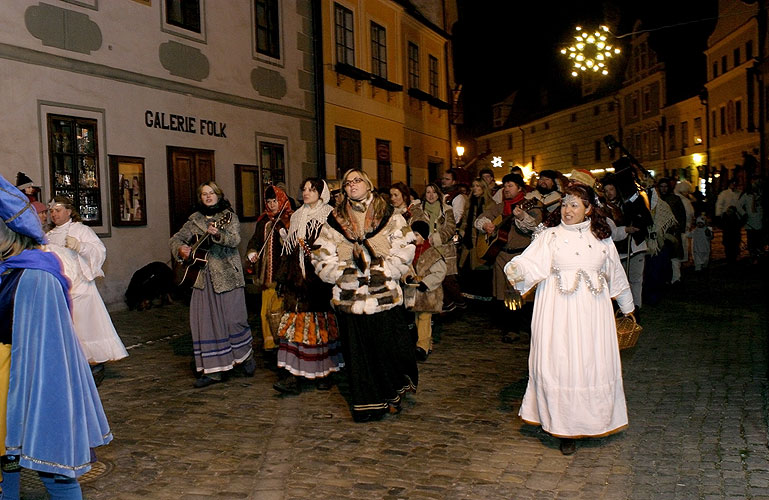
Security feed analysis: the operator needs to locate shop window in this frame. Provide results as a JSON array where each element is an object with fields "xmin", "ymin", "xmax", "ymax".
[
  {"xmin": 47, "ymin": 114, "xmax": 102, "ymax": 226},
  {"xmin": 255, "ymin": 0, "xmax": 280, "ymax": 60},
  {"xmin": 370, "ymin": 22, "xmax": 387, "ymax": 79},
  {"xmin": 334, "ymin": 3, "xmax": 354, "ymax": 65}
]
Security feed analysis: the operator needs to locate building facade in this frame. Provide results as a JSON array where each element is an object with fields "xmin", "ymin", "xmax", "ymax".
[
  {"xmin": 0, "ymin": 0, "xmax": 318, "ymax": 306},
  {"xmin": 320, "ymin": 0, "xmax": 456, "ymax": 192},
  {"xmin": 704, "ymin": 0, "xmax": 761, "ymax": 177}
]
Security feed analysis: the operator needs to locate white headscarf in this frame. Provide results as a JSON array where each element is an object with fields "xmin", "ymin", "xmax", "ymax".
[{"xmin": 282, "ymin": 180, "xmax": 332, "ymax": 277}]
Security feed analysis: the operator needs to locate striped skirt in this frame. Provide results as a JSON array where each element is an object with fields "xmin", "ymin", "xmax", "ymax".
[
  {"xmin": 276, "ymin": 312, "xmax": 344, "ymax": 379},
  {"xmin": 190, "ymin": 270, "xmax": 253, "ymax": 374}
]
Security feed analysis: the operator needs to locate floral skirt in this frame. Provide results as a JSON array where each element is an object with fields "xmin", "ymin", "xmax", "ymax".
[{"xmin": 276, "ymin": 312, "xmax": 344, "ymax": 379}]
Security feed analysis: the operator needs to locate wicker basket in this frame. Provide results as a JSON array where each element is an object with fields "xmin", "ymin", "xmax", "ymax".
[{"xmin": 615, "ymin": 311, "xmax": 642, "ymax": 350}]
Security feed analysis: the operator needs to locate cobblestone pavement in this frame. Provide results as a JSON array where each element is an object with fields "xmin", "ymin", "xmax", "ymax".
[{"xmin": 17, "ymin": 257, "xmax": 769, "ymax": 500}]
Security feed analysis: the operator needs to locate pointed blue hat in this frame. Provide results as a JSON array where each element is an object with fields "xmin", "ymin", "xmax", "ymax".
[{"xmin": 0, "ymin": 174, "xmax": 46, "ymax": 244}]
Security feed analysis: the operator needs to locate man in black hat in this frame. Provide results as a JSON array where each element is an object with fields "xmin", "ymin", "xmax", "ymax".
[
  {"xmin": 526, "ymin": 169, "xmax": 563, "ymax": 214},
  {"xmin": 474, "ymin": 173, "xmax": 543, "ymax": 342}
]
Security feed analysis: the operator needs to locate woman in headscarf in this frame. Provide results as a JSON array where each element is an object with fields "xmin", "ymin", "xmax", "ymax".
[
  {"xmin": 272, "ymin": 178, "xmax": 343, "ymax": 394},
  {"xmin": 312, "ymin": 169, "xmax": 417, "ymax": 422},
  {"xmin": 46, "ymin": 195, "xmax": 128, "ymax": 386},
  {"xmin": 170, "ymin": 181, "xmax": 254, "ymax": 388},
  {"xmin": 0, "ymin": 175, "xmax": 111, "ymax": 499},
  {"xmin": 246, "ymin": 185, "xmax": 292, "ymax": 365}
]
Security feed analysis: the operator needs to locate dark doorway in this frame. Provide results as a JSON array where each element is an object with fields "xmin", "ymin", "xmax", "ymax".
[
  {"xmin": 376, "ymin": 139, "xmax": 391, "ymax": 189},
  {"xmin": 335, "ymin": 126, "xmax": 361, "ymax": 178},
  {"xmin": 428, "ymin": 158, "xmax": 442, "ymax": 184},
  {"xmin": 167, "ymin": 146, "xmax": 215, "ymax": 235}
]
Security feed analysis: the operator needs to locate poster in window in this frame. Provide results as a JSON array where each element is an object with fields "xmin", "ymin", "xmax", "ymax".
[
  {"xmin": 109, "ymin": 155, "xmax": 147, "ymax": 226},
  {"xmin": 235, "ymin": 164, "xmax": 259, "ymax": 222}
]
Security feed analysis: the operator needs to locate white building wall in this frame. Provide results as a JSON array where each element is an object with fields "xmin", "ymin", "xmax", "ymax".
[{"xmin": 0, "ymin": 1, "xmax": 316, "ymax": 308}]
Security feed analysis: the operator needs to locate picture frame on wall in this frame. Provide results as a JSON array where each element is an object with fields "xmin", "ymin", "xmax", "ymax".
[
  {"xmin": 109, "ymin": 155, "xmax": 147, "ymax": 226},
  {"xmin": 235, "ymin": 164, "xmax": 259, "ymax": 222}
]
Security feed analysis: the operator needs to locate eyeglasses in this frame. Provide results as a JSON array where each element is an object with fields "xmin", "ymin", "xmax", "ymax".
[{"xmin": 343, "ymin": 178, "xmax": 365, "ymax": 188}]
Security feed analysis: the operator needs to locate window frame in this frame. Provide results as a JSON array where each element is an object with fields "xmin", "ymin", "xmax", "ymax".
[
  {"xmin": 370, "ymin": 21, "xmax": 387, "ymax": 80},
  {"xmin": 428, "ymin": 54, "xmax": 439, "ymax": 97},
  {"xmin": 681, "ymin": 121, "xmax": 689, "ymax": 148},
  {"xmin": 162, "ymin": 0, "xmax": 207, "ymax": 43},
  {"xmin": 253, "ymin": 0, "xmax": 282, "ymax": 63},
  {"xmin": 408, "ymin": 42, "xmax": 420, "ymax": 90},
  {"xmin": 46, "ymin": 113, "xmax": 104, "ymax": 228},
  {"xmin": 334, "ymin": 3, "xmax": 355, "ymax": 66}
]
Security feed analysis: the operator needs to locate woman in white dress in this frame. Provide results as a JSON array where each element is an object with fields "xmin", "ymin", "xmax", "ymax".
[
  {"xmin": 46, "ymin": 196, "xmax": 128, "ymax": 385},
  {"xmin": 504, "ymin": 184, "xmax": 635, "ymax": 455}
]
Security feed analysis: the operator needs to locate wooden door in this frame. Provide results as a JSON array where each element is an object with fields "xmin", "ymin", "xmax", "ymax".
[
  {"xmin": 167, "ymin": 146, "xmax": 215, "ymax": 235},
  {"xmin": 335, "ymin": 126, "xmax": 361, "ymax": 178}
]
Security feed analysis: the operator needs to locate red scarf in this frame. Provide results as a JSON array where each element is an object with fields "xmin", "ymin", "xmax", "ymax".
[
  {"xmin": 413, "ymin": 240, "xmax": 431, "ymax": 263},
  {"xmin": 503, "ymin": 191, "xmax": 525, "ymax": 216}
]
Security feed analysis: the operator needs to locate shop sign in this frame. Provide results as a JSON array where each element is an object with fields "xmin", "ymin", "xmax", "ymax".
[{"xmin": 144, "ymin": 110, "xmax": 227, "ymax": 138}]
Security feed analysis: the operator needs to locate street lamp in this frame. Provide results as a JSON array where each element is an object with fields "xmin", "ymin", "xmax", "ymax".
[{"xmin": 456, "ymin": 143, "xmax": 465, "ymax": 167}]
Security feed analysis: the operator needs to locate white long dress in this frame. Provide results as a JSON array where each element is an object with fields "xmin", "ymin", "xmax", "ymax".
[
  {"xmin": 47, "ymin": 220, "xmax": 128, "ymax": 363},
  {"xmin": 505, "ymin": 219, "xmax": 634, "ymax": 438}
]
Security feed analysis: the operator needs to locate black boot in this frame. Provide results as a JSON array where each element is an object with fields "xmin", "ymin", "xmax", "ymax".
[
  {"xmin": 559, "ymin": 438, "xmax": 576, "ymax": 455},
  {"xmin": 91, "ymin": 363, "xmax": 105, "ymax": 387},
  {"xmin": 273, "ymin": 372, "xmax": 300, "ymax": 395}
]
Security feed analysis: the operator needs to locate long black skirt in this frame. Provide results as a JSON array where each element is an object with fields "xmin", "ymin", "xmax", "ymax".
[{"xmin": 336, "ymin": 308, "xmax": 418, "ymax": 421}]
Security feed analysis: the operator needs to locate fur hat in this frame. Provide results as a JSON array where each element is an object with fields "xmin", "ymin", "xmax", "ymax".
[
  {"xmin": 569, "ymin": 169, "xmax": 596, "ymax": 187},
  {"xmin": 411, "ymin": 220, "xmax": 430, "ymax": 240},
  {"xmin": 502, "ymin": 173, "xmax": 525, "ymax": 188},
  {"xmin": 15, "ymin": 172, "xmax": 34, "ymax": 190},
  {"xmin": 538, "ymin": 170, "xmax": 560, "ymax": 181}
]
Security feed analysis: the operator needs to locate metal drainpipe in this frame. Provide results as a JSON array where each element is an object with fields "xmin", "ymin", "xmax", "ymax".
[{"xmin": 519, "ymin": 127, "xmax": 525, "ymax": 166}]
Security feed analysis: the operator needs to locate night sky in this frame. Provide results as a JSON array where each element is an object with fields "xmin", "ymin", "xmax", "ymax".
[{"xmin": 454, "ymin": 0, "xmax": 720, "ymax": 138}]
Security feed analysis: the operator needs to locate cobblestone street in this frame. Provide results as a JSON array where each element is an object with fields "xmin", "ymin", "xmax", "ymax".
[{"xmin": 18, "ymin": 258, "xmax": 769, "ymax": 499}]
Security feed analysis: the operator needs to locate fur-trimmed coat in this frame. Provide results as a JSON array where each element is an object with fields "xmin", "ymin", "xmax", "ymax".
[
  {"xmin": 312, "ymin": 205, "xmax": 415, "ymax": 315},
  {"xmin": 411, "ymin": 202, "xmax": 458, "ymax": 275},
  {"xmin": 169, "ymin": 210, "xmax": 245, "ymax": 293},
  {"xmin": 404, "ymin": 245, "xmax": 446, "ymax": 313}
]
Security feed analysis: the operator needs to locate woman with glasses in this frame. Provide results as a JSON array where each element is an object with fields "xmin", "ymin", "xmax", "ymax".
[{"xmin": 312, "ymin": 169, "xmax": 417, "ymax": 422}]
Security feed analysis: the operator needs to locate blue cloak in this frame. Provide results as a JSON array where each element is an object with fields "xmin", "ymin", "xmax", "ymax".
[{"xmin": 3, "ymin": 267, "xmax": 112, "ymax": 478}]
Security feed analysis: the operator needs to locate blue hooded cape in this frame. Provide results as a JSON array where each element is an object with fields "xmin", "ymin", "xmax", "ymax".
[{"xmin": 2, "ymin": 262, "xmax": 112, "ymax": 477}]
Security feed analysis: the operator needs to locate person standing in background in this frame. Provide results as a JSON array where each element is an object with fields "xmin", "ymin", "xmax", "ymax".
[{"xmin": 47, "ymin": 196, "xmax": 128, "ymax": 386}]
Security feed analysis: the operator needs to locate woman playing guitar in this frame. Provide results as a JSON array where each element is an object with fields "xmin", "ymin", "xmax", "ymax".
[{"xmin": 170, "ymin": 181, "xmax": 255, "ymax": 388}]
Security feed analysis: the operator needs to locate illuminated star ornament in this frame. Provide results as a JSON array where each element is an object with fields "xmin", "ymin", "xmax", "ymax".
[
  {"xmin": 560, "ymin": 25, "xmax": 621, "ymax": 77},
  {"xmin": 491, "ymin": 156, "xmax": 504, "ymax": 168}
]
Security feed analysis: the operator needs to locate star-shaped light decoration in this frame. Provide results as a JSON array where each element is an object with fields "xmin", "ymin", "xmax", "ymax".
[
  {"xmin": 560, "ymin": 25, "xmax": 621, "ymax": 78},
  {"xmin": 491, "ymin": 156, "xmax": 504, "ymax": 168}
]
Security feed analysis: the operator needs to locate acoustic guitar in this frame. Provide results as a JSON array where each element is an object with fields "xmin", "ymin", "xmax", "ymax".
[
  {"xmin": 174, "ymin": 212, "xmax": 233, "ymax": 288},
  {"xmin": 475, "ymin": 198, "xmax": 538, "ymax": 262}
]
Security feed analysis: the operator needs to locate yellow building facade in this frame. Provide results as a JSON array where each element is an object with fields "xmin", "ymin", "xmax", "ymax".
[{"xmin": 321, "ymin": 0, "xmax": 454, "ymax": 192}]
